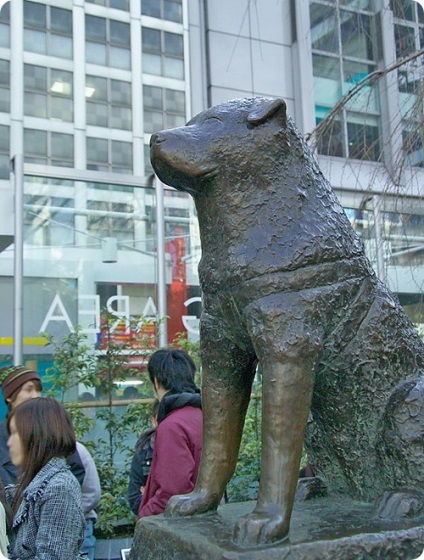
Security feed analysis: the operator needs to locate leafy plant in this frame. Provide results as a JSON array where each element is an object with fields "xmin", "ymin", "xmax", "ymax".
[
  {"xmin": 43, "ymin": 312, "xmax": 156, "ymax": 536},
  {"xmin": 44, "ymin": 318, "xmax": 279, "ymax": 535}
]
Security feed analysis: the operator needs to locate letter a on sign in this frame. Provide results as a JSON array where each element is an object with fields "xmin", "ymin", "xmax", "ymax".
[{"xmin": 39, "ymin": 294, "xmax": 74, "ymax": 333}]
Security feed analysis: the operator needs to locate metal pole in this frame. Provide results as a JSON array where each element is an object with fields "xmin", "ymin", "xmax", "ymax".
[
  {"xmin": 155, "ymin": 176, "xmax": 168, "ymax": 347},
  {"xmin": 12, "ymin": 154, "xmax": 24, "ymax": 365},
  {"xmin": 373, "ymin": 195, "xmax": 386, "ymax": 283}
]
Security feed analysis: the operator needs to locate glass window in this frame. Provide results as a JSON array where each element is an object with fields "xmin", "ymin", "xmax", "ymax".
[
  {"xmin": 391, "ymin": 0, "xmax": 415, "ymax": 22},
  {"xmin": 86, "ymin": 76, "xmax": 108, "ymax": 101},
  {"xmin": 24, "ymin": 64, "xmax": 73, "ymax": 122},
  {"xmin": 0, "ymin": 2, "xmax": 10, "ymax": 48},
  {"xmin": 164, "ymin": 32, "xmax": 183, "ymax": 56},
  {"xmin": 142, "ymin": 28, "xmax": 161, "ymax": 51},
  {"xmin": 24, "ymin": 2, "xmax": 72, "ymax": 59},
  {"xmin": 142, "ymin": 53, "xmax": 162, "ymax": 75},
  {"xmin": 24, "ymin": 129, "xmax": 47, "ymax": 158},
  {"xmin": 51, "ymin": 35, "xmax": 72, "ymax": 58},
  {"xmin": 87, "ymin": 200, "xmax": 134, "ymax": 242},
  {"xmin": 24, "ymin": 29, "xmax": 47, "ymax": 54},
  {"xmin": 86, "ymin": 16, "xmax": 107, "ymax": 42},
  {"xmin": 0, "ymin": 60, "xmax": 10, "ymax": 113},
  {"xmin": 24, "ymin": 194, "xmax": 75, "ymax": 246},
  {"xmin": 340, "ymin": 11, "xmax": 374, "ymax": 59},
  {"xmin": 87, "ymin": 43, "xmax": 107, "ymax": 66},
  {"xmin": 347, "ymin": 116, "xmax": 380, "ymax": 161},
  {"xmin": 87, "ymin": 138, "xmax": 108, "ymax": 164},
  {"xmin": 51, "ymin": 133, "xmax": 74, "ymax": 165},
  {"xmin": 110, "ymin": 47, "xmax": 131, "ymax": 70},
  {"xmin": 24, "ymin": 64, "xmax": 47, "ymax": 91},
  {"xmin": 165, "ymin": 88, "xmax": 185, "ymax": 112},
  {"xmin": 0, "ymin": 125, "xmax": 9, "ymax": 179},
  {"xmin": 164, "ymin": 0, "xmax": 183, "ymax": 23},
  {"xmin": 86, "ymin": 0, "xmax": 129, "ymax": 9},
  {"xmin": 402, "ymin": 124, "xmax": 424, "ymax": 168},
  {"xmin": 143, "ymin": 85, "xmax": 185, "ymax": 133},
  {"xmin": 110, "ymin": 0, "xmax": 129, "ymax": 9},
  {"xmin": 142, "ymin": 0, "xmax": 161, "ymax": 18},
  {"xmin": 141, "ymin": 0, "xmax": 182, "ymax": 23},
  {"xmin": 142, "ymin": 28, "xmax": 184, "ymax": 79},
  {"xmin": 24, "ymin": 129, "xmax": 74, "ymax": 166},
  {"xmin": 85, "ymin": 16, "xmax": 131, "ymax": 69},
  {"xmin": 144, "ymin": 85, "xmax": 163, "ymax": 109},
  {"xmin": 392, "ymin": 1, "xmax": 424, "ymax": 168},
  {"xmin": 310, "ymin": 2, "xmax": 339, "ymax": 53},
  {"xmin": 163, "ymin": 57, "xmax": 184, "ymax": 79},
  {"xmin": 110, "ymin": 21, "xmax": 130, "ymax": 47},
  {"xmin": 309, "ymin": 0, "xmax": 381, "ymax": 162},
  {"xmin": 25, "ymin": 92, "xmax": 47, "ymax": 118},
  {"xmin": 51, "ymin": 7, "xmax": 72, "ymax": 33},
  {"xmin": 394, "ymin": 24, "xmax": 418, "ymax": 58},
  {"xmin": 112, "ymin": 140, "xmax": 132, "ymax": 167},
  {"xmin": 316, "ymin": 117, "xmax": 344, "ymax": 157},
  {"xmin": 24, "ymin": 1, "xmax": 46, "ymax": 29},
  {"xmin": 111, "ymin": 79, "xmax": 131, "ymax": 106},
  {"xmin": 88, "ymin": 102, "xmax": 108, "ymax": 127},
  {"xmin": 86, "ymin": 76, "xmax": 132, "ymax": 130},
  {"xmin": 144, "ymin": 110, "xmax": 163, "ymax": 134},
  {"xmin": 144, "ymin": 143, "xmax": 153, "ymax": 175},
  {"xmin": 87, "ymin": 137, "xmax": 133, "ymax": 173}
]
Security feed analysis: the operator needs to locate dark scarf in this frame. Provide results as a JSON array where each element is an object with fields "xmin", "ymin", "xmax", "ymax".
[{"xmin": 157, "ymin": 389, "xmax": 202, "ymax": 424}]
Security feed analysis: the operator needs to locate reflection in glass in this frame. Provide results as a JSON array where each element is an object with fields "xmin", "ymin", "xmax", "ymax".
[
  {"xmin": 316, "ymin": 114, "xmax": 344, "ymax": 157},
  {"xmin": 394, "ymin": 24, "xmax": 417, "ymax": 58},
  {"xmin": 310, "ymin": 3, "xmax": 339, "ymax": 53},
  {"xmin": 0, "ymin": 125, "xmax": 9, "ymax": 179},
  {"xmin": 313, "ymin": 54, "xmax": 342, "ymax": 107},
  {"xmin": 24, "ymin": 1, "xmax": 46, "ymax": 29},
  {"xmin": 24, "ymin": 29, "xmax": 46, "ymax": 54},
  {"xmin": 347, "ymin": 116, "xmax": 380, "ymax": 161},
  {"xmin": 340, "ymin": 11, "xmax": 374, "ymax": 59}
]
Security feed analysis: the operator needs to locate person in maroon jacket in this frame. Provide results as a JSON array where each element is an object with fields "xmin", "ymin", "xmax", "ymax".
[{"xmin": 137, "ymin": 348, "xmax": 203, "ymax": 518}]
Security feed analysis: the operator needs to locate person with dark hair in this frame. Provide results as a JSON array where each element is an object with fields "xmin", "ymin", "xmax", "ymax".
[
  {"xmin": 127, "ymin": 400, "xmax": 159, "ymax": 515},
  {"xmin": 0, "ymin": 366, "xmax": 85, "ymax": 487},
  {"xmin": 137, "ymin": 349, "xmax": 202, "ymax": 518},
  {"xmin": 0, "ymin": 366, "xmax": 100, "ymax": 558},
  {"xmin": 7, "ymin": 397, "xmax": 85, "ymax": 560}
]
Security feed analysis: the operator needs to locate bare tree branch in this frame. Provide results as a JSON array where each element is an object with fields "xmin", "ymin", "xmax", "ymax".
[{"xmin": 306, "ymin": 48, "xmax": 424, "ymax": 148}]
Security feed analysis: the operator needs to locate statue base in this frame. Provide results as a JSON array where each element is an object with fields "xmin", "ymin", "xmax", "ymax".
[{"xmin": 130, "ymin": 495, "xmax": 424, "ymax": 560}]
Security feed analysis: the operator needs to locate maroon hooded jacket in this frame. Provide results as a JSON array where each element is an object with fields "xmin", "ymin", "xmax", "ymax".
[{"xmin": 138, "ymin": 399, "xmax": 203, "ymax": 518}]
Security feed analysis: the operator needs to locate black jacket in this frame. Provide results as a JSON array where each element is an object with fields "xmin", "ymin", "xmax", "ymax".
[{"xmin": 127, "ymin": 428, "xmax": 155, "ymax": 515}]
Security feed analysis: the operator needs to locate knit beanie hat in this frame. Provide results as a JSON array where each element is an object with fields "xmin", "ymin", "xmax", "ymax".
[{"xmin": 0, "ymin": 366, "xmax": 42, "ymax": 402}]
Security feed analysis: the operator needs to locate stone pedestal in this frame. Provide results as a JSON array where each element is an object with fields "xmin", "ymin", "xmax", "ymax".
[{"xmin": 130, "ymin": 496, "xmax": 424, "ymax": 560}]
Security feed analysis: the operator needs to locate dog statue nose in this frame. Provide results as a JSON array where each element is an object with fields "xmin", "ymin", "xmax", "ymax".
[{"xmin": 150, "ymin": 133, "xmax": 165, "ymax": 147}]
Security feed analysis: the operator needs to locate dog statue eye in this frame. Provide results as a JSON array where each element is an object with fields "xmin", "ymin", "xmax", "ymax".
[{"xmin": 205, "ymin": 116, "xmax": 222, "ymax": 124}]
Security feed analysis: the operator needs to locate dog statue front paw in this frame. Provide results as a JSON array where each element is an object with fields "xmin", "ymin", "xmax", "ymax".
[
  {"xmin": 164, "ymin": 491, "xmax": 220, "ymax": 517},
  {"xmin": 233, "ymin": 505, "xmax": 289, "ymax": 547}
]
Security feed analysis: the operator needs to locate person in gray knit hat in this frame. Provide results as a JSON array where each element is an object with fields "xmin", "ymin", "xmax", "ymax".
[
  {"xmin": 0, "ymin": 366, "xmax": 85, "ymax": 487},
  {"xmin": 0, "ymin": 366, "xmax": 101, "ymax": 559},
  {"xmin": 0, "ymin": 366, "xmax": 43, "ymax": 486},
  {"xmin": 0, "ymin": 366, "xmax": 42, "ymax": 410}
]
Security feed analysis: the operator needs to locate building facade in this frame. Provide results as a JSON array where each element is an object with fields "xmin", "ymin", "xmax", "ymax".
[{"xmin": 0, "ymin": 0, "xmax": 423, "ymax": 400}]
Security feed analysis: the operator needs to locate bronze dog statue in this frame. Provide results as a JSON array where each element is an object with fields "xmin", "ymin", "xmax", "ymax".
[{"xmin": 150, "ymin": 97, "xmax": 424, "ymax": 546}]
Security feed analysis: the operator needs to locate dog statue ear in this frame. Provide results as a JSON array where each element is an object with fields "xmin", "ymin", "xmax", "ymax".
[{"xmin": 247, "ymin": 98, "xmax": 287, "ymax": 127}]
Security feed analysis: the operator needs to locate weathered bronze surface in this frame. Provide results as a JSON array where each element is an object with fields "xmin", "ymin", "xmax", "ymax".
[
  {"xmin": 131, "ymin": 498, "xmax": 424, "ymax": 560},
  {"xmin": 149, "ymin": 97, "xmax": 424, "ymax": 548}
]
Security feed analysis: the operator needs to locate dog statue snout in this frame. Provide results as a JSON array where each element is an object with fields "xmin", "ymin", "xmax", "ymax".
[{"xmin": 150, "ymin": 133, "xmax": 166, "ymax": 147}]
